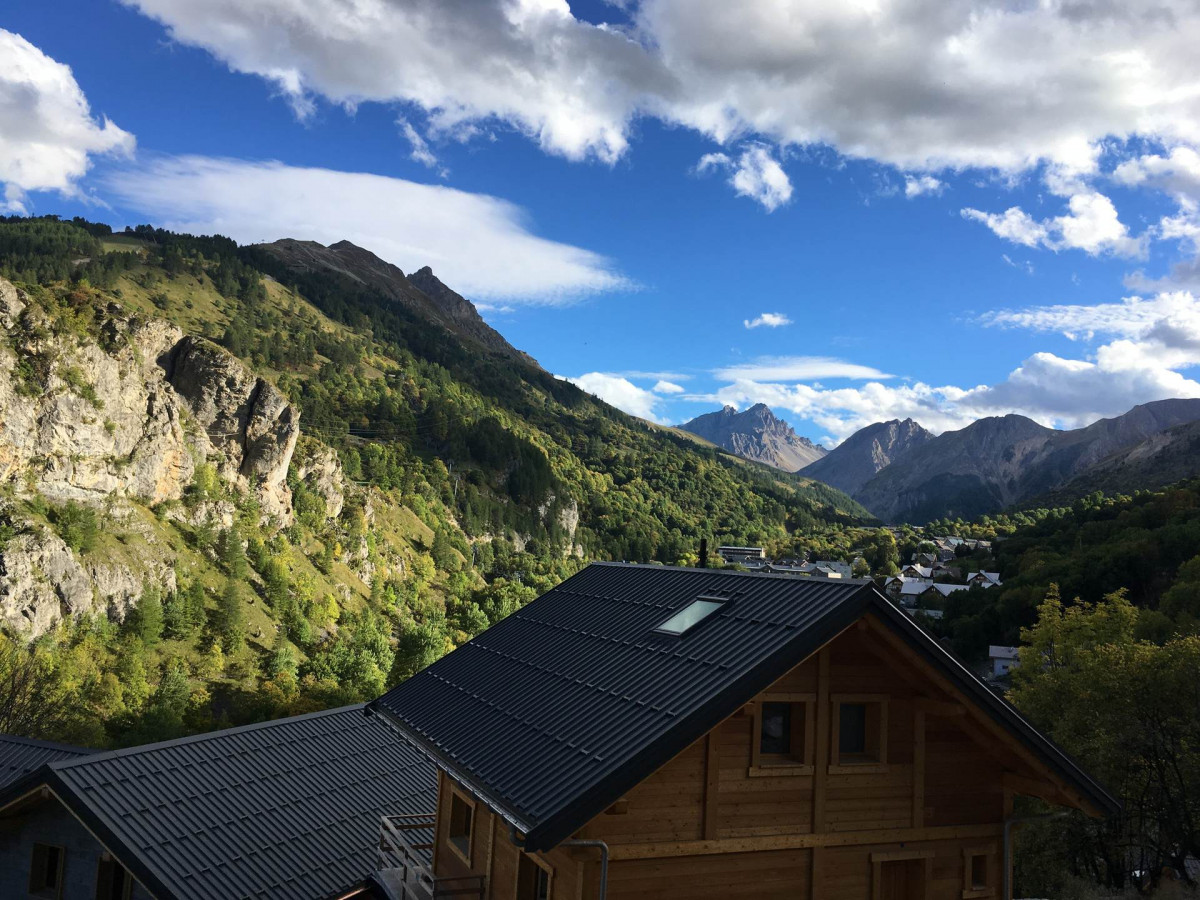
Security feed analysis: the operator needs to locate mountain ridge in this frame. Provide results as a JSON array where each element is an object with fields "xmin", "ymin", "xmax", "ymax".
[{"xmin": 258, "ymin": 238, "xmax": 537, "ymax": 365}]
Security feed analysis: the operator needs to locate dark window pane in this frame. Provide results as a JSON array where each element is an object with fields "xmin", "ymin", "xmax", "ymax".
[
  {"xmin": 449, "ymin": 794, "xmax": 473, "ymax": 857},
  {"xmin": 839, "ymin": 703, "xmax": 867, "ymax": 755},
  {"xmin": 760, "ymin": 702, "xmax": 791, "ymax": 755},
  {"xmin": 971, "ymin": 854, "xmax": 987, "ymax": 889}
]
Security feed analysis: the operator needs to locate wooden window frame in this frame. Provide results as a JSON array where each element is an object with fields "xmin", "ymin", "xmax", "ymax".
[
  {"xmin": 749, "ymin": 693, "xmax": 815, "ymax": 776},
  {"xmin": 446, "ymin": 786, "xmax": 477, "ymax": 867},
  {"xmin": 870, "ymin": 850, "xmax": 934, "ymax": 900},
  {"xmin": 29, "ymin": 842, "xmax": 66, "ymax": 899},
  {"xmin": 962, "ymin": 843, "xmax": 997, "ymax": 898},
  {"xmin": 514, "ymin": 851, "xmax": 554, "ymax": 900},
  {"xmin": 829, "ymin": 694, "xmax": 889, "ymax": 774}
]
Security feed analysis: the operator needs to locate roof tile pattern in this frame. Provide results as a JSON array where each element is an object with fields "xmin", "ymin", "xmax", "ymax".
[{"xmin": 49, "ymin": 704, "xmax": 435, "ymax": 900}]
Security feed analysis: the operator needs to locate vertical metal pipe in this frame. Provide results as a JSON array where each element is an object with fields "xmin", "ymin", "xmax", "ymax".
[{"xmin": 559, "ymin": 839, "xmax": 609, "ymax": 899}]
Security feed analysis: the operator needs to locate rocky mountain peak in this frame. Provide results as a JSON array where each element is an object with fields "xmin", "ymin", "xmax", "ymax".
[{"xmin": 679, "ymin": 404, "xmax": 827, "ymax": 472}]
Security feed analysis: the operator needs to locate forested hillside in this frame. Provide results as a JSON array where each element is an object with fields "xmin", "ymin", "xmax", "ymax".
[
  {"xmin": 0, "ymin": 215, "xmax": 868, "ymax": 749},
  {"xmin": 929, "ymin": 481, "xmax": 1200, "ymax": 661}
]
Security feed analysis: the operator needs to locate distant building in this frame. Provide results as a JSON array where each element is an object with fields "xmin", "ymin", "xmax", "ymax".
[
  {"xmin": 901, "ymin": 564, "xmax": 933, "ymax": 581},
  {"xmin": 990, "ymin": 645, "xmax": 1020, "ymax": 677},
  {"xmin": 968, "ymin": 571, "xmax": 1003, "ymax": 588},
  {"xmin": 717, "ymin": 545, "xmax": 766, "ymax": 565}
]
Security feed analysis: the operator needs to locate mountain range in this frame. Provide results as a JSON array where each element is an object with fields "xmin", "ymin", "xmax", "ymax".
[
  {"xmin": 683, "ymin": 398, "xmax": 1200, "ymax": 522},
  {"xmin": 679, "ymin": 404, "xmax": 827, "ymax": 471}
]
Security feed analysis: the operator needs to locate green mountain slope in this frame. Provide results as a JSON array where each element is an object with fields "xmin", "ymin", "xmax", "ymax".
[{"xmin": 0, "ymin": 215, "xmax": 868, "ymax": 748}]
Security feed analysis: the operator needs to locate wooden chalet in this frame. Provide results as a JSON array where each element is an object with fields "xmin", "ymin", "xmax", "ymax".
[{"xmin": 372, "ymin": 562, "xmax": 1116, "ymax": 900}]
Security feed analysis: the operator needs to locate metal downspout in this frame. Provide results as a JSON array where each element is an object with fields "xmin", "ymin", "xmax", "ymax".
[{"xmin": 1003, "ymin": 811, "xmax": 1070, "ymax": 900}]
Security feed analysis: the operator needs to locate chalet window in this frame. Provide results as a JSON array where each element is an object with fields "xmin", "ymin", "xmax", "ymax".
[
  {"xmin": 29, "ymin": 842, "xmax": 65, "ymax": 898},
  {"xmin": 750, "ymin": 693, "xmax": 815, "ymax": 775},
  {"xmin": 961, "ymin": 845, "xmax": 995, "ymax": 898},
  {"xmin": 447, "ymin": 790, "xmax": 475, "ymax": 864},
  {"xmin": 830, "ymin": 694, "xmax": 888, "ymax": 771},
  {"xmin": 516, "ymin": 854, "xmax": 552, "ymax": 900},
  {"xmin": 654, "ymin": 597, "xmax": 725, "ymax": 636},
  {"xmin": 95, "ymin": 855, "xmax": 133, "ymax": 900}
]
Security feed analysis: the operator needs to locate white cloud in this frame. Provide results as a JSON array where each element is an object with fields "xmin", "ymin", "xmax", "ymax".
[
  {"xmin": 398, "ymin": 118, "xmax": 447, "ymax": 177},
  {"xmin": 0, "ymin": 29, "xmax": 134, "ymax": 212},
  {"xmin": 697, "ymin": 143, "xmax": 792, "ymax": 211},
  {"xmin": 1113, "ymin": 146, "xmax": 1200, "ymax": 199},
  {"xmin": 565, "ymin": 372, "xmax": 667, "ymax": 422},
  {"xmin": 962, "ymin": 190, "xmax": 1145, "ymax": 258},
  {"xmin": 961, "ymin": 206, "xmax": 1048, "ymax": 248},
  {"xmin": 103, "ymin": 155, "xmax": 627, "ymax": 302},
  {"xmin": 904, "ymin": 175, "xmax": 943, "ymax": 198},
  {"xmin": 121, "ymin": 0, "xmax": 1200, "ymax": 176},
  {"xmin": 653, "ymin": 380, "xmax": 685, "ymax": 394},
  {"xmin": 714, "ymin": 356, "xmax": 892, "ymax": 382},
  {"xmin": 743, "ymin": 312, "xmax": 792, "ymax": 329}
]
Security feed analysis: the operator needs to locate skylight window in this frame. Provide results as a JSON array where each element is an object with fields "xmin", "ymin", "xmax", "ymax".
[{"xmin": 654, "ymin": 597, "xmax": 725, "ymax": 636}]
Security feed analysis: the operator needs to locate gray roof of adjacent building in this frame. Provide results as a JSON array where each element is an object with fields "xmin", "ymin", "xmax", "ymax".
[
  {"xmin": 0, "ymin": 734, "xmax": 92, "ymax": 791},
  {"xmin": 0, "ymin": 704, "xmax": 437, "ymax": 900}
]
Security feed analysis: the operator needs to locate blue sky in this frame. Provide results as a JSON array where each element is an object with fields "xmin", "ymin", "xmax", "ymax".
[{"xmin": 5, "ymin": 0, "xmax": 1200, "ymax": 444}]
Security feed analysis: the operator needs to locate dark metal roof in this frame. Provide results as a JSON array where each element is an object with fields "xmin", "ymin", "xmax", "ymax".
[
  {"xmin": 372, "ymin": 562, "xmax": 1119, "ymax": 852},
  {"xmin": 0, "ymin": 734, "xmax": 92, "ymax": 790},
  {"xmin": 372, "ymin": 564, "xmax": 875, "ymax": 850},
  {"xmin": 15, "ymin": 704, "xmax": 437, "ymax": 900}
]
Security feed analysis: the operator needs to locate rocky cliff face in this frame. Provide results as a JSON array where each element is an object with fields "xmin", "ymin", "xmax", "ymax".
[
  {"xmin": 679, "ymin": 404, "xmax": 827, "ymax": 471},
  {"xmin": 800, "ymin": 418, "xmax": 934, "ymax": 496},
  {"xmin": 0, "ymin": 277, "xmax": 299, "ymax": 635}
]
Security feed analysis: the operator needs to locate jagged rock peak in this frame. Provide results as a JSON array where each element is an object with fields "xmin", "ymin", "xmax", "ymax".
[{"xmin": 679, "ymin": 404, "xmax": 827, "ymax": 472}]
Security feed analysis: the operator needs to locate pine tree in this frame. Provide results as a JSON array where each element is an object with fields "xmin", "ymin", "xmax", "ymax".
[
  {"xmin": 218, "ymin": 527, "xmax": 247, "ymax": 580},
  {"xmin": 218, "ymin": 581, "xmax": 245, "ymax": 653},
  {"xmin": 127, "ymin": 586, "xmax": 164, "ymax": 646}
]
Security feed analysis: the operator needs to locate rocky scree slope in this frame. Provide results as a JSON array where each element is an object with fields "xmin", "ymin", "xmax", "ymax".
[{"xmin": 680, "ymin": 404, "xmax": 827, "ymax": 471}]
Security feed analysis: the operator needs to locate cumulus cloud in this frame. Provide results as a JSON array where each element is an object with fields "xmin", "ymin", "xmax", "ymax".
[
  {"xmin": 0, "ymin": 29, "xmax": 134, "ymax": 212},
  {"xmin": 566, "ymin": 372, "xmax": 667, "ymax": 422},
  {"xmin": 697, "ymin": 144, "xmax": 792, "ymax": 211},
  {"xmin": 121, "ymin": 0, "xmax": 1200, "ymax": 176},
  {"xmin": 963, "ymin": 190, "xmax": 1145, "ymax": 258},
  {"xmin": 743, "ymin": 312, "xmax": 792, "ymax": 329},
  {"xmin": 714, "ymin": 356, "xmax": 892, "ymax": 382},
  {"xmin": 103, "ymin": 155, "xmax": 627, "ymax": 302},
  {"xmin": 1113, "ymin": 146, "xmax": 1200, "ymax": 198},
  {"xmin": 653, "ymin": 380, "xmax": 685, "ymax": 394},
  {"xmin": 904, "ymin": 175, "xmax": 943, "ymax": 198}
]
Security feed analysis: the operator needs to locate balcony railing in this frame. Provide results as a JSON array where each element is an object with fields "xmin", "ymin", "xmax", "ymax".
[{"xmin": 378, "ymin": 814, "xmax": 485, "ymax": 900}]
